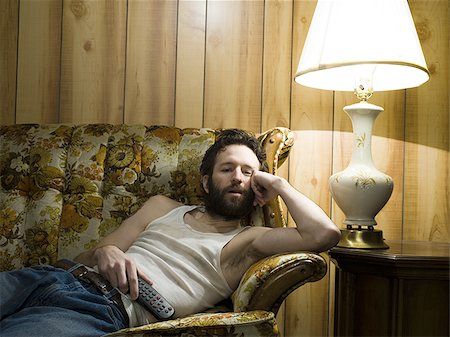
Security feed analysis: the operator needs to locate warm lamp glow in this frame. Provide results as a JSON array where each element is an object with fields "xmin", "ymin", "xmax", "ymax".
[
  {"xmin": 295, "ymin": 0, "xmax": 429, "ymax": 92},
  {"xmin": 294, "ymin": 0, "xmax": 430, "ymax": 249}
]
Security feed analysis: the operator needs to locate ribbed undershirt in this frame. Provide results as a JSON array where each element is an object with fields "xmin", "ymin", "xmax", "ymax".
[{"xmin": 120, "ymin": 205, "xmax": 247, "ymax": 327}]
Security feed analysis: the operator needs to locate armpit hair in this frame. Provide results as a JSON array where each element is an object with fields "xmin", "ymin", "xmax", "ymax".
[{"xmin": 227, "ymin": 244, "xmax": 266, "ymax": 270}]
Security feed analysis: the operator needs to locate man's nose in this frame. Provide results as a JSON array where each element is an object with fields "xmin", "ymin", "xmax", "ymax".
[{"xmin": 231, "ymin": 169, "xmax": 244, "ymax": 184}]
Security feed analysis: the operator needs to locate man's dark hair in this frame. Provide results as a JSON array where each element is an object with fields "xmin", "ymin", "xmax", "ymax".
[{"xmin": 200, "ymin": 129, "xmax": 266, "ymax": 177}]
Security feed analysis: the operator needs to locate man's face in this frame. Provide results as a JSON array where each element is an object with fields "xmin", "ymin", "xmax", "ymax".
[{"xmin": 203, "ymin": 145, "xmax": 261, "ymax": 220}]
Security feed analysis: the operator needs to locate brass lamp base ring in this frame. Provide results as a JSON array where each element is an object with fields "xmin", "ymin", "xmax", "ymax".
[{"xmin": 337, "ymin": 228, "xmax": 389, "ymax": 249}]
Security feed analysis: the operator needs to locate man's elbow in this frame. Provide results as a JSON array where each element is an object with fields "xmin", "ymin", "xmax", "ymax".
[
  {"xmin": 315, "ymin": 223, "xmax": 341, "ymax": 252},
  {"xmin": 327, "ymin": 226, "xmax": 342, "ymax": 248}
]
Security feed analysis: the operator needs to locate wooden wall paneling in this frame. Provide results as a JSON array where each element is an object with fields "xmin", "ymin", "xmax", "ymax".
[
  {"xmin": 16, "ymin": 0, "xmax": 62, "ymax": 124},
  {"xmin": 260, "ymin": 1, "xmax": 293, "ymax": 334},
  {"xmin": 285, "ymin": 253, "xmax": 332, "ymax": 337},
  {"xmin": 261, "ymin": 0, "xmax": 292, "ymax": 131},
  {"xmin": 0, "ymin": 0, "xmax": 18, "ymax": 125},
  {"xmin": 125, "ymin": 0, "xmax": 177, "ymax": 125},
  {"xmin": 203, "ymin": 0, "xmax": 264, "ymax": 133},
  {"xmin": 276, "ymin": 298, "xmax": 286, "ymax": 337},
  {"xmin": 331, "ymin": 91, "xmax": 405, "ymax": 242},
  {"xmin": 404, "ymin": 0, "xmax": 449, "ymax": 242},
  {"xmin": 261, "ymin": 0, "xmax": 293, "ymax": 324},
  {"xmin": 174, "ymin": 0, "xmax": 206, "ymax": 129},
  {"xmin": 285, "ymin": 1, "xmax": 334, "ymax": 336},
  {"xmin": 330, "ymin": 92, "xmax": 353, "ymax": 230},
  {"xmin": 261, "ymin": 0, "xmax": 293, "ymax": 239},
  {"xmin": 60, "ymin": 0, "xmax": 126, "ymax": 124}
]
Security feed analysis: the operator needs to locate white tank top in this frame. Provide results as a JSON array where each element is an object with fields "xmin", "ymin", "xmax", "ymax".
[{"xmin": 120, "ymin": 205, "xmax": 247, "ymax": 327}]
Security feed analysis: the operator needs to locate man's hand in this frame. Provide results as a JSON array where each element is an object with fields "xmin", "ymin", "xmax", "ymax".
[
  {"xmin": 251, "ymin": 171, "xmax": 286, "ymax": 207},
  {"xmin": 94, "ymin": 245, "xmax": 153, "ymax": 300}
]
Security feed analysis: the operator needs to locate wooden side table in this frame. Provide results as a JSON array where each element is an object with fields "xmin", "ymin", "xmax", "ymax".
[{"xmin": 329, "ymin": 241, "xmax": 449, "ymax": 337}]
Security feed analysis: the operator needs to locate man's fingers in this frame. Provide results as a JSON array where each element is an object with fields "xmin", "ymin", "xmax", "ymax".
[
  {"xmin": 116, "ymin": 263, "xmax": 129, "ymax": 294},
  {"xmin": 106, "ymin": 268, "xmax": 119, "ymax": 289},
  {"xmin": 94, "ymin": 247, "xmax": 142, "ymax": 298},
  {"xmin": 256, "ymin": 195, "xmax": 265, "ymax": 207},
  {"xmin": 126, "ymin": 262, "xmax": 139, "ymax": 300},
  {"xmin": 251, "ymin": 179, "xmax": 266, "ymax": 205},
  {"xmin": 252, "ymin": 190, "xmax": 265, "ymax": 206},
  {"xmin": 251, "ymin": 178, "xmax": 263, "ymax": 196}
]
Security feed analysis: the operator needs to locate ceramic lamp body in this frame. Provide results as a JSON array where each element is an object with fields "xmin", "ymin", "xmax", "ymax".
[{"xmin": 330, "ymin": 101, "xmax": 393, "ymax": 227}]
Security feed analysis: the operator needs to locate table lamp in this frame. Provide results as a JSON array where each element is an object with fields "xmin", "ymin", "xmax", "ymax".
[{"xmin": 295, "ymin": 0, "xmax": 429, "ymax": 249}]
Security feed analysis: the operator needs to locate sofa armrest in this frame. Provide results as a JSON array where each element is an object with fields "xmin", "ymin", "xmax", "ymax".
[
  {"xmin": 258, "ymin": 127, "xmax": 294, "ymax": 228},
  {"xmin": 232, "ymin": 252, "xmax": 327, "ymax": 315},
  {"xmin": 105, "ymin": 311, "xmax": 278, "ymax": 337}
]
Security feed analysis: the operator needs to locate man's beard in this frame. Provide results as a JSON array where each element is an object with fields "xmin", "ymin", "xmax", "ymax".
[{"xmin": 204, "ymin": 178, "xmax": 255, "ymax": 220}]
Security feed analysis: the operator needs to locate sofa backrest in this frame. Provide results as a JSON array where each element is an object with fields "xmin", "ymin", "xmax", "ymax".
[{"xmin": 0, "ymin": 124, "xmax": 293, "ymax": 271}]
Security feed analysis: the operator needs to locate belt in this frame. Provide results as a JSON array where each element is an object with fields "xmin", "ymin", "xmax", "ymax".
[{"xmin": 54, "ymin": 259, "xmax": 129, "ymax": 326}]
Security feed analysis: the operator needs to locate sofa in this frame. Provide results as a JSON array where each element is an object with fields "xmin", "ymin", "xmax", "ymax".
[{"xmin": 0, "ymin": 124, "xmax": 327, "ymax": 337}]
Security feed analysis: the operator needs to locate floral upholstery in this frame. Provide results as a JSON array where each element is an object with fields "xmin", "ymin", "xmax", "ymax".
[
  {"xmin": 233, "ymin": 253, "xmax": 327, "ymax": 313},
  {"xmin": 0, "ymin": 124, "xmax": 327, "ymax": 337},
  {"xmin": 106, "ymin": 311, "xmax": 278, "ymax": 337}
]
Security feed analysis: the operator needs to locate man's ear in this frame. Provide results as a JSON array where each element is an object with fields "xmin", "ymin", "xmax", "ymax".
[{"xmin": 202, "ymin": 175, "xmax": 209, "ymax": 194}]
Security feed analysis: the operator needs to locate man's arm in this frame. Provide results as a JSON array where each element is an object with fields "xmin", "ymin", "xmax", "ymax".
[
  {"xmin": 250, "ymin": 171, "xmax": 341, "ymax": 254},
  {"xmin": 74, "ymin": 195, "xmax": 180, "ymax": 299}
]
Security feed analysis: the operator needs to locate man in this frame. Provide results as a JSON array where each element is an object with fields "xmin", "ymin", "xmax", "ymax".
[{"xmin": 0, "ymin": 129, "xmax": 340, "ymax": 336}]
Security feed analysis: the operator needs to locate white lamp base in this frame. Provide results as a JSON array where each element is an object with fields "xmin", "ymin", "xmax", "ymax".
[{"xmin": 330, "ymin": 101, "xmax": 393, "ymax": 248}]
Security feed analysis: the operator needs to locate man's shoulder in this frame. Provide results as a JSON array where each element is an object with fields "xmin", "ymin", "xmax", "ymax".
[
  {"xmin": 147, "ymin": 195, "xmax": 181, "ymax": 205},
  {"xmin": 144, "ymin": 195, "xmax": 183, "ymax": 214},
  {"xmin": 134, "ymin": 195, "xmax": 184, "ymax": 225}
]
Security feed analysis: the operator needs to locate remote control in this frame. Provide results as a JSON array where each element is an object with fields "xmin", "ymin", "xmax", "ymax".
[{"xmin": 136, "ymin": 278, "xmax": 175, "ymax": 320}]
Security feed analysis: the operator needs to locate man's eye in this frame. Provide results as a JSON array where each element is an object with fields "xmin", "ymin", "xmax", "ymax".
[
  {"xmin": 221, "ymin": 168, "xmax": 231, "ymax": 172},
  {"xmin": 243, "ymin": 171, "xmax": 252, "ymax": 176}
]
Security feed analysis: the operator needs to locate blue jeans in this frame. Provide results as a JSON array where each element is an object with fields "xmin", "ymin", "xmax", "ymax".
[{"xmin": 0, "ymin": 265, "xmax": 128, "ymax": 337}]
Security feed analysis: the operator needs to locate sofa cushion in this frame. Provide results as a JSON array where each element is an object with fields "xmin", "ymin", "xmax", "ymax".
[{"xmin": 0, "ymin": 125, "xmax": 273, "ymax": 271}]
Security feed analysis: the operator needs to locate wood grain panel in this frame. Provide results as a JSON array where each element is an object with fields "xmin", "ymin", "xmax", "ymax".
[
  {"xmin": 262, "ymin": 0, "xmax": 294, "ymax": 324},
  {"xmin": 175, "ymin": 0, "xmax": 206, "ymax": 129},
  {"xmin": 261, "ymin": 14, "xmax": 293, "ymax": 334},
  {"xmin": 285, "ymin": 1, "xmax": 334, "ymax": 336},
  {"xmin": 261, "ymin": 0, "xmax": 292, "ymax": 131},
  {"xmin": 203, "ymin": 0, "xmax": 264, "ymax": 133},
  {"xmin": 276, "ymin": 304, "xmax": 286, "ymax": 337},
  {"xmin": 332, "ymin": 90, "xmax": 405, "ymax": 242},
  {"xmin": 0, "ymin": 0, "xmax": 18, "ymax": 125},
  {"xmin": 16, "ymin": 0, "xmax": 61, "ymax": 124},
  {"xmin": 125, "ymin": 0, "xmax": 177, "ymax": 125},
  {"xmin": 60, "ymin": 0, "xmax": 126, "ymax": 123},
  {"xmin": 404, "ymin": 0, "xmax": 449, "ymax": 242}
]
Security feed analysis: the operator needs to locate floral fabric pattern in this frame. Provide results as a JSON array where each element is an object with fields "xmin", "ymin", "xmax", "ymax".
[
  {"xmin": 232, "ymin": 253, "xmax": 327, "ymax": 312},
  {"xmin": 0, "ymin": 125, "xmax": 288, "ymax": 271},
  {"xmin": 0, "ymin": 124, "xmax": 71, "ymax": 268},
  {"xmin": 105, "ymin": 311, "xmax": 278, "ymax": 337},
  {"xmin": 0, "ymin": 125, "xmax": 302, "ymax": 337}
]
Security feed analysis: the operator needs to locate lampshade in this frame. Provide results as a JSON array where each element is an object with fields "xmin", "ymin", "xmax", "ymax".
[{"xmin": 295, "ymin": 0, "xmax": 429, "ymax": 92}]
